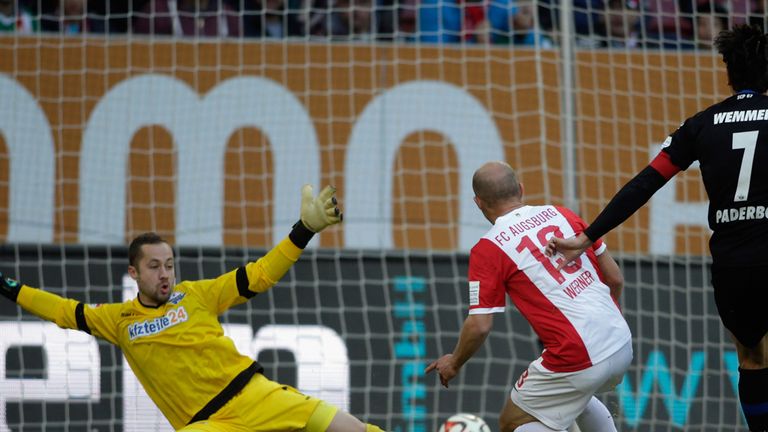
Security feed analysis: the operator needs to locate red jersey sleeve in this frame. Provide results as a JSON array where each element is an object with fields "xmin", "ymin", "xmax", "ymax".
[
  {"xmin": 467, "ymin": 239, "xmax": 506, "ymax": 315},
  {"xmin": 556, "ymin": 206, "xmax": 606, "ymax": 255},
  {"xmin": 649, "ymin": 150, "xmax": 683, "ymax": 180}
]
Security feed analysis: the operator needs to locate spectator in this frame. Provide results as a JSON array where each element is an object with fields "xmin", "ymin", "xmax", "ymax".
[
  {"xmin": 134, "ymin": 0, "xmax": 241, "ymax": 37},
  {"xmin": 88, "ymin": 0, "xmax": 131, "ymax": 33},
  {"xmin": 512, "ymin": 0, "xmax": 554, "ymax": 46},
  {"xmin": 537, "ymin": 0, "xmax": 557, "ymax": 33},
  {"xmin": 368, "ymin": 0, "xmax": 399, "ymax": 40},
  {"xmin": 603, "ymin": 0, "xmax": 642, "ymax": 47},
  {"xmin": 417, "ymin": 0, "xmax": 493, "ymax": 44},
  {"xmin": 693, "ymin": 1, "xmax": 728, "ymax": 50},
  {"xmin": 296, "ymin": 0, "xmax": 332, "ymax": 38},
  {"xmin": 325, "ymin": 0, "xmax": 376, "ymax": 40},
  {"xmin": 644, "ymin": 0, "xmax": 694, "ymax": 48},
  {"xmin": 39, "ymin": 0, "xmax": 90, "ymax": 33},
  {"xmin": 487, "ymin": 0, "xmax": 554, "ymax": 46},
  {"xmin": 463, "ymin": 0, "xmax": 489, "ymax": 43},
  {"xmin": 417, "ymin": 0, "xmax": 553, "ymax": 45},
  {"xmin": 242, "ymin": 0, "xmax": 304, "ymax": 37},
  {"xmin": 418, "ymin": 0, "xmax": 461, "ymax": 42},
  {"xmin": 574, "ymin": 0, "xmax": 605, "ymax": 44},
  {"xmin": 395, "ymin": 0, "xmax": 417, "ymax": 39},
  {"xmin": 60, "ymin": 0, "xmax": 87, "ymax": 33},
  {"xmin": 0, "ymin": 0, "xmax": 38, "ymax": 33},
  {"xmin": 728, "ymin": 0, "xmax": 760, "ymax": 26},
  {"xmin": 747, "ymin": 0, "xmax": 766, "ymax": 30},
  {"xmin": 575, "ymin": 0, "xmax": 642, "ymax": 48}
]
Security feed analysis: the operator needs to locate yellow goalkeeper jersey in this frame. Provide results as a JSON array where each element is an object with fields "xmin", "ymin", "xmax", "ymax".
[{"xmin": 16, "ymin": 237, "xmax": 303, "ymax": 430}]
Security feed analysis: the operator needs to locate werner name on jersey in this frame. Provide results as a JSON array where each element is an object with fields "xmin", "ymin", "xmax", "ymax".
[{"xmin": 468, "ymin": 205, "xmax": 631, "ymax": 373}]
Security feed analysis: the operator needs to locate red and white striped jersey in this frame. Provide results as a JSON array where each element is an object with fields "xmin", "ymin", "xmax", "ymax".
[{"xmin": 468, "ymin": 205, "xmax": 631, "ymax": 372}]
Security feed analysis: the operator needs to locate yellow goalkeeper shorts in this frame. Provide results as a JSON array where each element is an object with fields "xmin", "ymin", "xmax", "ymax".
[{"xmin": 178, "ymin": 373, "xmax": 329, "ymax": 432}]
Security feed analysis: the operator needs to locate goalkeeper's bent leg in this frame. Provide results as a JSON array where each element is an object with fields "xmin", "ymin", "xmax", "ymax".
[{"xmin": 304, "ymin": 401, "xmax": 385, "ymax": 431}]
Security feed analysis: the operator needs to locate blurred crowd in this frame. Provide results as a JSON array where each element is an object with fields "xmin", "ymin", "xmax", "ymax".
[{"xmin": 0, "ymin": 0, "xmax": 765, "ymax": 48}]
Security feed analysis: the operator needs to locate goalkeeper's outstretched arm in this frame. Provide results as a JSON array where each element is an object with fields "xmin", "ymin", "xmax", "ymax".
[
  {"xmin": 0, "ymin": 273, "xmax": 118, "ymax": 343},
  {"xmin": 244, "ymin": 184, "xmax": 342, "ymax": 291},
  {"xmin": 206, "ymin": 185, "xmax": 343, "ymax": 311},
  {"xmin": 1, "ymin": 185, "xmax": 344, "ymax": 322}
]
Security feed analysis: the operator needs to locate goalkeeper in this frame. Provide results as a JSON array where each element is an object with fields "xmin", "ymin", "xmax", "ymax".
[{"xmin": 0, "ymin": 185, "xmax": 384, "ymax": 432}]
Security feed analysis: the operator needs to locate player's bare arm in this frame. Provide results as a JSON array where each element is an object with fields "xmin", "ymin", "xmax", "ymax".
[
  {"xmin": 596, "ymin": 250, "xmax": 624, "ymax": 301},
  {"xmin": 425, "ymin": 313, "xmax": 493, "ymax": 388}
]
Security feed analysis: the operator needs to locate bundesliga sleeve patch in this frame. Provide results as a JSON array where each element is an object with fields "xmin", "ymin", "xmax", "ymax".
[{"xmin": 469, "ymin": 281, "xmax": 480, "ymax": 306}]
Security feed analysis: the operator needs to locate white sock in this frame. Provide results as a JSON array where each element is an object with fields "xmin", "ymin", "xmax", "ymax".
[
  {"xmin": 514, "ymin": 422, "xmax": 564, "ymax": 431},
  {"xmin": 576, "ymin": 396, "xmax": 617, "ymax": 432}
]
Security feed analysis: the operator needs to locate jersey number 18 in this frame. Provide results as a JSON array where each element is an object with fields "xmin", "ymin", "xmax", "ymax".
[{"xmin": 516, "ymin": 225, "xmax": 583, "ymax": 284}]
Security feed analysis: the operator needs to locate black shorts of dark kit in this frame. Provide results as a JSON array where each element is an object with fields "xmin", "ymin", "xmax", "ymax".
[{"xmin": 711, "ymin": 263, "xmax": 768, "ymax": 348}]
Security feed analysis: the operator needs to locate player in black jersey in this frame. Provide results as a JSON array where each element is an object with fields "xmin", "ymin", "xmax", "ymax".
[{"xmin": 545, "ymin": 24, "xmax": 768, "ymax": 431}]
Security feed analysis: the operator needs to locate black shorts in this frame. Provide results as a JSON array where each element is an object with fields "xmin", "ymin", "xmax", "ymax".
[{"xmin": 711, "ymin": 263, "xmax": 768, "ymax": 348}]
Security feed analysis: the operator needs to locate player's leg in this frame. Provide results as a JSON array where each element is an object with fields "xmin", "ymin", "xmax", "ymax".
[
  {"xmin": 712, "ymin": 264, "xmax": 768, "ymax": 431},
  {"xmin": 575, "ymin": 396, "xmax": 616, "ymax": 432},
  {"xmin": 504, "ymin": 342, "xmax": 630, "ymax": 432},
  {"xmin": 498, "ymin": 396, "xmax": 560, "ymax": 432},
  {"xmin": 511, "ymin": 423, "xmax": 564, "ymax": 432},
  {"xmin": 574, "ymin": 341, "xmax": 631, "ymax": 432},
  {"xmin": 500, "ymin": 358, "xmax": 577, "ymax": 432},
  {"xmin": 324, "ymin": 410, "xmax": 364, "ymax": 432},
  {"xmin": 571, "ymin": 341, "xmax": 632, "ymax": 432},
  {"xmin": 177, "ymin": 420, "xmax": 246, "ymax": 432},
  {"xmin": 325, "ymin": 413, "xmax": 385, "ymax": 432},
  {"xmin": 303, "ymin": 400, "xmax": 386, "ymax": 432},
  {"xmin": 217, "ymin": 373, "xmax": 320, "ymax": 431},
  {"xmin": 733, "ymin": 332, "xmax": 768, "ymax": 431},
  {"xmin": 734, "ymin": 332, "xmax": 768, "ymax": 369}
]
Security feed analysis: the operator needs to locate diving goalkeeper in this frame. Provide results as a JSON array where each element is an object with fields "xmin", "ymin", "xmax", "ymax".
[{"xmin": 0, "ymin": 185, "xmax": 384, "ymax": 432}]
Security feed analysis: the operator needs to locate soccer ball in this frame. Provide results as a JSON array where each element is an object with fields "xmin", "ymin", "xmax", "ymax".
[{"xmin": 437, "ymin": 413, "xmax": 491, "ymax": 432}]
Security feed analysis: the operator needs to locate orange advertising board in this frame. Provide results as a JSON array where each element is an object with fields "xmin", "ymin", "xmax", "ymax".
[{"xmin": 0, "ymin": 37, "xmax": 726, "ymax": 254}]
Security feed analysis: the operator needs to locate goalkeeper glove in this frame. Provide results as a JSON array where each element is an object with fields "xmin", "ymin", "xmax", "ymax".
[
  {"xmin": 300, "ymin": 184, "xmax": 343, "ymax": 233},
  {"xmin": 0, "ymin": 272, "xmax": 21, "ymax": 302}
]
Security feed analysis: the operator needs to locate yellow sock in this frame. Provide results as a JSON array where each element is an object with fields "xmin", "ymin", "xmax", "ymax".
[{"xmin": 366, "ymin": 424, "xmax": 386, "ymax": 432}]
